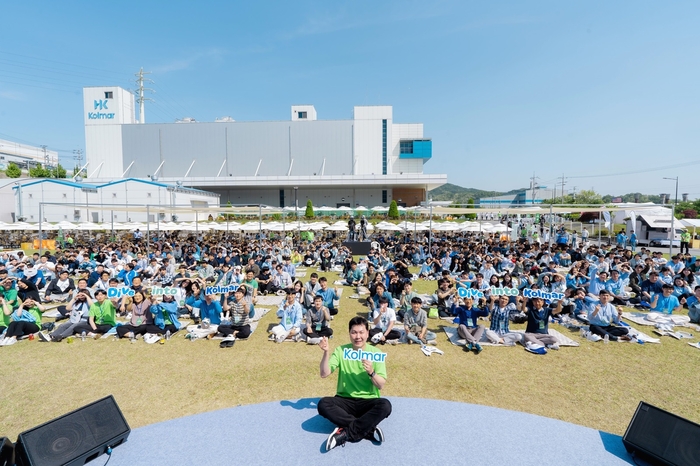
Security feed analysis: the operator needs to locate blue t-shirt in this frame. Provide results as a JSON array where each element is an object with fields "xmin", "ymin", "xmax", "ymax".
[
  {"xmin": 652, "ymin": 295, "xmax": 680, "ymax": 314},
  {"xmin": 199, "ymin": 300, "xmax": 223, "ymax": 324}
]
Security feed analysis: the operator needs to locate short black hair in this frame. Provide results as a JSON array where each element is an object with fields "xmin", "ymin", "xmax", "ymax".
[
  {"xmin": 410, "ymin": 296, "xmax": 422, "ymax": 304},
  {"xmin": 348, "ymin": 316, "xmax": 369, "ymax": 332}
]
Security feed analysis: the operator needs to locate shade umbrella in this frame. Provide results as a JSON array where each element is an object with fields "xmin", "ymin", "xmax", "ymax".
[{"xmin": 325, "ymin": 224, "xmax": 348, "ymax": 231}]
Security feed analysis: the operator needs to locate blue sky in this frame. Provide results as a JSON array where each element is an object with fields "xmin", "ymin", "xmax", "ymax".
[{"xmin": 1, "ymin": 0, "xmax": 699, "ymax": 197}]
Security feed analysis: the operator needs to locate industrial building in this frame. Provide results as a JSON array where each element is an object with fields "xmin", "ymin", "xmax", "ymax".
[{"xmin": 82, "ymin": 86, "xmax": 446, "ymax": 208}]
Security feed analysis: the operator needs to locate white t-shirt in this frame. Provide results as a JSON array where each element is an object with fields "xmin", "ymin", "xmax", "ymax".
[{"xmin": 372, "ymin": 307, "xmax": 397, "ymax": 331}]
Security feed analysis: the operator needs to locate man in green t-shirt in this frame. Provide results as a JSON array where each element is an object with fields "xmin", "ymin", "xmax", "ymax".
[
  {"xmin": 73, "ymin": 289, "xmax": 116, "ymax": 337},
  {"xmin": 318, "ymin": 316, "xmax": 392, "ymax": 451}
]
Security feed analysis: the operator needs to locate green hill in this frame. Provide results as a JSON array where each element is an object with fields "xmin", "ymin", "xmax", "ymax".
[{"xmin": 429, "ymin": 183, "xmax": 525, "ymax": 205}]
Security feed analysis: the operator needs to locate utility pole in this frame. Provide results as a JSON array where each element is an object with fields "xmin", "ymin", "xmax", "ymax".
[
  {"xmin": 135, "ymin": 68, "xmax": 154, "ymax": 124},
  {"xmin": 40, "ymin": 145, "xmax": 48, "ymax": 168},
  {"xmin": 530, "ymin": 172, "xmax": 539, "ymax": 205},
  {"xmin": 559, "ymin": 173, "xmax": 567, "ymax": 201}
]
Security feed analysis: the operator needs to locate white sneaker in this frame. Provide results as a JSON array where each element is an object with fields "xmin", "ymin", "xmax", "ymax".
[
  {"xmin": 548, "ymin": 343, "xmax": 560, "ymax": 350},
  {"xmin": 4, "ymin": 337, "xmax": 17, "ymax": 346},
  {"xmin": 38, "ymin": 332, "xmax": 52, "ymax": 342},
  {"xmin": 307, "ymin": 337, "xmax": 322, "ymax": 345},
  {"xmin": 371, "ymin": 333, "xmax": 383, "ymax": 344},
  {"xmin": 275, "ymin": 333, "xmax": 286, "ymax": 343},
  {"xmin": 0, "ymin": 337, "xmax": 7, "ymax": 346},
  {"xmin": 386, "ymin": 339, "xmax": 399, "ymax": 345}
]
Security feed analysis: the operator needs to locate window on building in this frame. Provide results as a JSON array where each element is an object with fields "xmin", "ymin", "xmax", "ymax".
[
  {"xmin": 104, "ymin": 91, "xmax": 113, "ymax": 99},
  {"xmin": 400, "ymin": 141, "xmax": 414, "ymax": 154},
  {"xmin": 382, "ymin": 190, "xmax": 387, "ymax": 203},
  {"xmin": 279, "ymin": 189, "xmax": 285, "ymax": 208},
  {"xmin": 382, "ymin": 119, "xmax": 387, "ymax": 175},
  {"xmin": 298, "ymin": 111, "xmax": 307, "ymax": 119}
]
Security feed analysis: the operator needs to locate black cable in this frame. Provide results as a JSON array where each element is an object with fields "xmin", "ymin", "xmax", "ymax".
[{"xmin": 102, "ymin": 446, "xmax": 113, "ymax": 466}]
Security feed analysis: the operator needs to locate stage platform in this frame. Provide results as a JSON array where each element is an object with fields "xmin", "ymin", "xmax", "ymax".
[{"xmin": 109, "ymin": 397, "xmax": 633, "ymax": 465}]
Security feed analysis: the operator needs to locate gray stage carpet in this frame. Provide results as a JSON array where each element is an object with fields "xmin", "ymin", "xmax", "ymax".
[{"xmin": 109, "ymin": 397, "xmax": 632, "ymax": 465}]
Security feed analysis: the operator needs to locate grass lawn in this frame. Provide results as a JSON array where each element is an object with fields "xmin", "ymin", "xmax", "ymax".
[{"xmin": 1, "ymin": 269, "xmax": 699, "ymax": 440}]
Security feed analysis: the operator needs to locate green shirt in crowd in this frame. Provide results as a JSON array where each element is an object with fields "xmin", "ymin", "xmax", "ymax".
[{"xmin": 89, "ymin": 300, "xmax": 116, "ymax": 326}]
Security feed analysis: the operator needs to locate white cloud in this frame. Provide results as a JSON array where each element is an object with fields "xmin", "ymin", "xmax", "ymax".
[
  {"xmin": 0, "ymin": 89, "xmax": 25, "ymax": 101},
  {"xmin": 151, "ymin": 48, "xmax": 228, "ymax": 74}
]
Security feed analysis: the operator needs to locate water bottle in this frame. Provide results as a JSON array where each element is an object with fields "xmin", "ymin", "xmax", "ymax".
[
  {"xmin": 603, "ymin": 334, "xmax": 609, "ymax": 344},
  {"xmin": 81, "ymin": 330, "xmax": 86, "ymax": 342},
  {"xmin": 165, "ymin": 330, "xmax": 171, "ymax": 341}
]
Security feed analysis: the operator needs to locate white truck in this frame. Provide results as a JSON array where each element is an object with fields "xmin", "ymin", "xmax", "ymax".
[{"xmin": 626, "ymin": 214, "xmax": 683, "ymax": 247}]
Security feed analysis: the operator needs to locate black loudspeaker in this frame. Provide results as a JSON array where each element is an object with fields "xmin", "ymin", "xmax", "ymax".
[
  {"xmin": 343, "ymin": 241, "xmax": 372, "ymax": 255},
  {"xmin": 0, "ymin": 437, "xmax": 14, "ymax": 466},
  {"xmin": 14, "ymin": 395, "xmax": 130, "ymax": 466},
  {"xmin": 623, "ymin": 401, "xmax": 700, "ymax": 466}
]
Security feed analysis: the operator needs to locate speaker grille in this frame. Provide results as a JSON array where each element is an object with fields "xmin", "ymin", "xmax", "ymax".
[
  {"xmin": 625, "ymin": 403, "xmax": 700, "ymax": 466},
  {"xmin": 17, "ymin": 396, "xmax": 129, "ymax": 466}
]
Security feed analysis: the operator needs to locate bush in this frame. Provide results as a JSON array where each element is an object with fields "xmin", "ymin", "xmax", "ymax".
[
  {"xmin": 388, "ymin": 200, "xmax": 399, "ymax": 219},
  {"xmin": 305, "ymin": 199, "xmax": 314, "ymax": 219},
  {"xmin": 5, "ymin": 163, "xmax": 21, "ymax": 178}
]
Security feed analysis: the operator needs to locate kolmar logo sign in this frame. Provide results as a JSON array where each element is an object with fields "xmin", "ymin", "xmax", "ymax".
[{"xmin": 88, "ymin": 99, "xmax": 115, "ymax": 120}]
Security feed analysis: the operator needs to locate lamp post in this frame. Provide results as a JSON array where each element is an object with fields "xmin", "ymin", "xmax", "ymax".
[
  {"xmin": 662, "ymin": 177, "xmax": 678, "ymax": 206},
  {"xmin": 294, "ymin": 186, "xmax": 299, "ymax": 233},
  {"xmin": 663, "ymin": 177, "xmax": 678, "ymax": 256}
]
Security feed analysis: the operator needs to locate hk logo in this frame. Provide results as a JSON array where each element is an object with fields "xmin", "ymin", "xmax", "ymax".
[{"xmin": 94, "ymin": 100, "xmax": 109, "ymax": 110}]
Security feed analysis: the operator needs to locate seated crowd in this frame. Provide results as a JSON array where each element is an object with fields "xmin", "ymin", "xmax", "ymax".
[{"xmin": 0, "ymin": 225, "xmax": 698, "ymax": 350}]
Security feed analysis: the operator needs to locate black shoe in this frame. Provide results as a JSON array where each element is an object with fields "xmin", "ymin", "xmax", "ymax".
[
  {"xmin": 326, "ymin": 427, "xmax": 348, "ymax": 451},
  {"xmin": 364, "ymin": 426, "xmax": 384, "ymax": 443}
]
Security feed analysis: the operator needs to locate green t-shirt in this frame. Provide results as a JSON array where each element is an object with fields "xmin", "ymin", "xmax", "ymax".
[
  {"xmin": 243, "ymin": 278, "xmax": 258, "ymax": 290},
  {"xmin": 26, "ymin": 305, "xmax": 43, "ymax": 327},
  {"xmin": 89, "ymin": 300, "xmax": 116, "ymax": 326},
  {"xmin": 1, "ymin": 288, "xmax": 19, "ymax": 308},
  {"xmin": 329, "ymin": 344, "xmax": 387, "ymax": 399},
  {"xmin": 1, "ymin": 288, "xmax": 18, "ymax": 328}
]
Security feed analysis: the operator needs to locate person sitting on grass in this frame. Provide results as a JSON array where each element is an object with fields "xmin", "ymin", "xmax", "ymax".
[
  {"xmin": 318, "ymin": 316, "xmax": 391, "ymax": 451},
  {"xmin": 217, "ymin": 287, "xmax": 254, "ymax": 342},
  {"xmin": 40, "ymin": 290, "xmax": 92, "ymax": 342},
  {"xmin": 146, "ymin": 293, "xmax": 181, "ymax": 337},
  {"xmin": 0, "ymin": 296, "xmax": 44, "ymax": 346},
  {"xmin": 43, "ymin": 269, "xmax": 75, "ymax": 303},
  {"xmin": 452, "ymin": 296, "xmax": 488, "ymax": 353},
  {"xmin": 303, "ymin": 295, "xmax": 333, "ymax": 345},
  {"xmin": 72, "ymin": 288, "xmax": 116, "ymax": 338},
  {"xmin": 588, "ymin": 289, "xmax": 632, "ymax": 342},
  {"xmin": 316, "ymin": 277, "xmax": 340, "ymax": 316},
  {"xmin": 650, "ymin": 284, "xmax": 683, "ymax": 314},
  {"xmin": 403, "ymin": 296, "xmax": 437, "ymax": 345},
  {"xmin": 396, "ymin": 281, "xmax": 420, "ymax": 322},
  {"xmin": 484, "ymin": 294, "xmax": 522, "ymax": 346},
  {"xmin": 269, "ymin": 290, "xmax": 303, "ymax": 343},
  {"xmin": 116, "ymin": 291, "xmax": 152, "ymax": 340},
  {"xmin": 369, "ymin": 296, "xmax": 400, "ymax": 345},
  {"xmin": 686, "ymin": 285, "xmax": 700, "ymax": 323},
  {"xmin": 199, "ymin": 291, "xmax": 223, "ymax": 326},
  {"xmin": 368, "ymin": 282, "xmax": 392, "ymax": 317},
  {"xmin": 344, "ymin": 262, "xmax": 364, "ymax": 287},
  {"xmin": 519, "ymin": 296, "xmax": 562, "ymax": 351}
]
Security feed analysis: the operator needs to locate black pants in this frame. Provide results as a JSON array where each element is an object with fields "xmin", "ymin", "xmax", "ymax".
[
  {"xmin": 116, "ymin": 324, "xmax": 149, "ymax": 338},
  {"xmin": 218, "ymin": 324, "xmax": 251, "ymax": 339},
  {"xmin": 145, "ymin": 324, "xmax": 178, "ymax": 335},
  {"xmin": 6, "ymin": 321, "xmax": 39, "ymax": 338},
  {"xmin": 318, "ymin": 396, "xmax": 392, "ymax": 442},
  {"xmin": 303, "ymin": 327, "xmax": 333, "ymax": 338},
  {"xmin": 589, "ymin": 324, "xmax": 629, "ymax": 341},
  {"xmin": 368, "ymin": 328, "xmax": 401, "ymax": 341},
  {"xmin": 681, "ymin": 241, "xmax": 689, "ymax": 254},
  {"xmin": 73, "ymin": 323, "xmax": 113, "ymax": 335}
]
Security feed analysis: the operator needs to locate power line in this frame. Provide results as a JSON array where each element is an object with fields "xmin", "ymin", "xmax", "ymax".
[{"xmin": 567, "ymin": 160, "xmax": 700, "ymax": 179}]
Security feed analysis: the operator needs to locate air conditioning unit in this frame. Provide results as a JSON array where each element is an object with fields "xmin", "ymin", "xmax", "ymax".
[{"xmin": 74, "ymin": 210, "xmax": 81, "ymax": 219}]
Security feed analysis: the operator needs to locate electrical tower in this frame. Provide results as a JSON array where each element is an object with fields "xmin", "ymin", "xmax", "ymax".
[
  {"xmin": 135, "ymin": 68, "xmax": 154, "ymax": 124},
  {"xmin": 529, "ymin": 173, "xmax": 540, "ymax": 204},
  {"xmin": 40, "ymin": 145, "xmax": 48, "ymax": 168}
]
